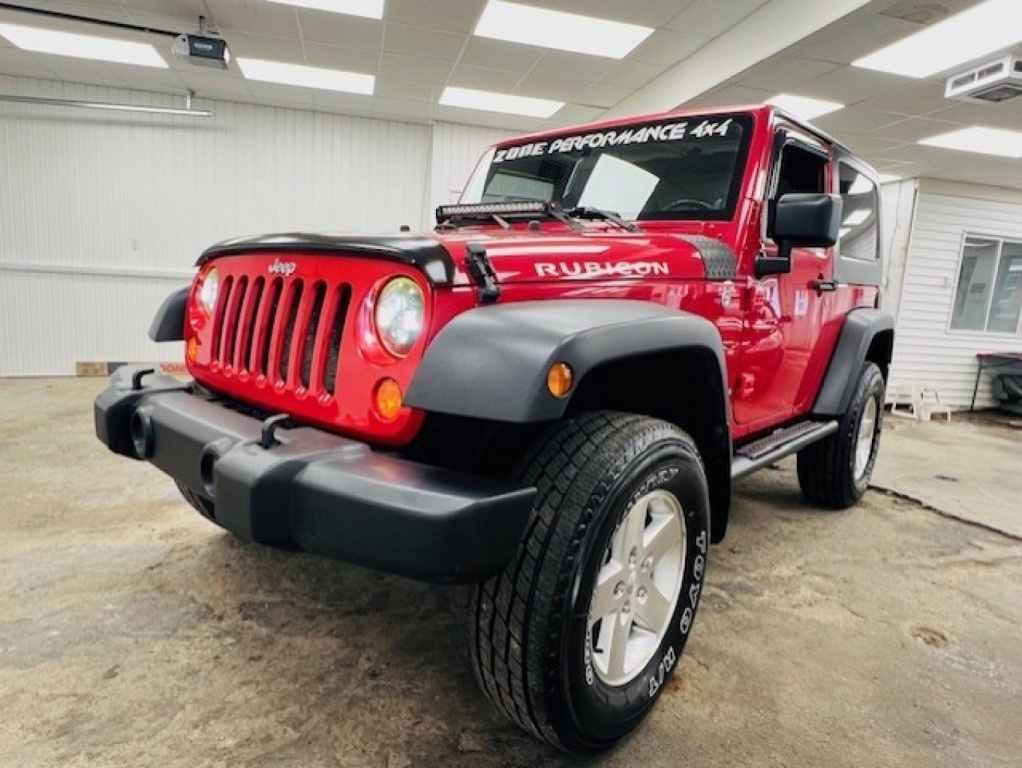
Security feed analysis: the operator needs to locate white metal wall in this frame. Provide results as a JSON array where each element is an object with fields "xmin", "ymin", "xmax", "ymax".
[
  {"xmin": 427, "ymin": 121, "xmax": 514, "ymax": 227},
  {"xmin": 0, "ymin": 76, "xmax": 439, "ymax": 375},
  {"xmin": 889, "ymin": 179, "xmax": 1022, "ymax": 409}
]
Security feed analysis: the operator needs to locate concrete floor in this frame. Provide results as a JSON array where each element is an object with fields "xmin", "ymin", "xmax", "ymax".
[{"xmin": 1, "ymin": 378, "xmax": 1020, "ymax": 768}]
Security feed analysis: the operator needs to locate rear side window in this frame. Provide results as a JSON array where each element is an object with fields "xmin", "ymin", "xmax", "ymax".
[{"xmin": 838, "ymin": 163, "xmax": 879, "ymax": 261}]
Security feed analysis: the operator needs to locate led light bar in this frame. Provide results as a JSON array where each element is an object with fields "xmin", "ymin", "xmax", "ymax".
[{"xmin": 437, "ymin": 200, "xmax": 550, "ymax": 220}]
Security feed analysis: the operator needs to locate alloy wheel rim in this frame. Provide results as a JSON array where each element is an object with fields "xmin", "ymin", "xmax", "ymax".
[
  {"xmin": 855, "ymin": 396, "xmax": 878, "ymax": 479},
  {"xmin": 588, "ymin": 488, "xmax": 686, "ymax": 686}
]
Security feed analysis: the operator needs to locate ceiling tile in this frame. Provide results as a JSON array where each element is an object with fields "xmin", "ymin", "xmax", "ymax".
[
  {"xmin": 527, "ymin": 0, "xmax": 694, "ymax": 28},
  {"xmin": 0, "ymin": 48, "xmax": 57, "ymax": 79},
  {"xmin": 302, "ymin": 43, "xmax": 379, "ymax": 74},
  {"xmin": 795, "ymin": 66, "xmax": 899, "ymax": 105},
  {"xmin": 526, "ymin": 51, "xmax": 613, "ymax": 84},
  {"xmin": 513, "ymin": 73, "xmax": 591, "ymax": 103},
  {"xmin": 737, "ymin": 57, "xmax": 841, "ymax": 93},
  {"xmin": 447, "ymin": 64, "xmax": 523, "ymax": 92},
  {"xmin": 812, "ymin": 104, "xmax": 905, "ymax": 133},
  {"xmin": 296, "ymin": 11, "xmax": 383, "ymax": 50},
  {"xmin": 627, "ymin": 30, "xmax": 707, "ymax": 67},
  {"xmin": 794, "ymin": 13, "xmax": 919, "ymax": 66},
  {"xmin": 204, "ymin": 1, "xmax": 300, "ymax": 36},
  {"xmin": 386, "ymin": 0, "xmax": 483, "ymax": 34},
  {"xmin": 577, "ymin": 82, "xmax": 633, "ymax": 109},
  {"xmin": 221, "ymin": 31, "xmax": 303, "ymax": 61},
  {"xmin": 458, "ymin": 37, "xmax": 543, "ymax": 72},
  {"xmin": 599, "ymin": 59, "xmax": 662, "ymax": 89},
  {"xmin": 245, "ymin": 80, "xmax": 316, "ymax": 108},
  {"xmin": 665, "ymin": 0, "xmax": 770, "ymax": 38},
  {"xmin": 546, "ymin": 103, "xmax": 604, "ymax": 128},
  {"xmin": 377, "ymin": 52, "xmax": 453, "ymax": 85},
  {"xmin": 384, "ymin": 23, "xmax": 466, "ymax": 60},
  {"xmin": 371, "ymin": 95, "xmax": 434, "ymax": 121},
  {"xmin": 375, "ymin": 76, "xmax": 438, "ymax": 103}
]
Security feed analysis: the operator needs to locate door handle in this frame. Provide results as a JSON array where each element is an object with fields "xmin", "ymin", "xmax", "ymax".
[{"xmin": 811, "ymin": 278, "xmax": 837, "ymax": 293}]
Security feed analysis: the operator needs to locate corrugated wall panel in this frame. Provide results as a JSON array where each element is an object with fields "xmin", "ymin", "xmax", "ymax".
[
  {"xmin": 0, "ymin": 75, "xmax": 454, "ymax": 375},
  {"xmin": 890, "ymin": 187, "xmax": 1022, "ymax": 409}
]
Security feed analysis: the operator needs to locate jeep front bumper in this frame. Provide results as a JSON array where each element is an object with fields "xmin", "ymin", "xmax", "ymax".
[{"xmin": 94, "ymin": 367, "xmax": 535, "ymax": 583}]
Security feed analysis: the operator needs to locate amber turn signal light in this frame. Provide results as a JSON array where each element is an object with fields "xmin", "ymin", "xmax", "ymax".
[
  {"xmin": 187, "ymin": 337, "xmax": 199, "ymax": 362},
  {"xmin": 374, "ymin": 378, "xmax": 404, "ymax": 421},
  {"xmin": 547, "ymin": 362, "xmax": 574, "ymax": 398}
]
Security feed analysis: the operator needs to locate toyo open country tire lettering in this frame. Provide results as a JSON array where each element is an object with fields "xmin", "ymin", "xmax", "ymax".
[
  {"xmin": 469, "ymin": 411, "xmax": 710, "ymax": 754},
  {"xmin": 798, "ymin": 361, "xmax": 886, "ymax": 508}
]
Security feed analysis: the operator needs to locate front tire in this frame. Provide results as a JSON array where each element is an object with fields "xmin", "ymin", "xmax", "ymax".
[
  {"xmin": 469, "ymin": 411, "xmax": 710, "ymax": 754},
  {"xmin": 797, "ymin": 361, "xmax": 885, "ymax": 508}
]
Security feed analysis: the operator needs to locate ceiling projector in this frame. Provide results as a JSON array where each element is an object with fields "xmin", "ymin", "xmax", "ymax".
[{"xmin": 172, "ymin": 17, "xmax": 230, "ymax": 70}]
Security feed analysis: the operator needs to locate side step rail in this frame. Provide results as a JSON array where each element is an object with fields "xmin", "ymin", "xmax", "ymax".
[{"xmin": 731, "ymin": 420, "xmax": 839, "ymax": 480}]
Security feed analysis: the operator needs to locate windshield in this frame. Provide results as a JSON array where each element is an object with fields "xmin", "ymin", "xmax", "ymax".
[{"xmin": 460, "ymin": 113, "xmax": 752, "ymax": 221}]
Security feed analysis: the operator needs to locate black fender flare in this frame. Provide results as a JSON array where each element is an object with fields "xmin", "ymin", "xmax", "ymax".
[
  {"xmin": 149, "ymin": 287, "xmax": 189, "ymax": 342},
  {"xmin": 813, "ymin": 308, "xmax": 895, "ymax": 416},
  {"xmin": 406, "ymin": 299, "xmax": 729, "ymax": 423}
]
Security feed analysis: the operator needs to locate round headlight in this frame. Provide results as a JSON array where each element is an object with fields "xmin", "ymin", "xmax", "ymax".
[
  {"xmin": 375, "ymin": 277, "xmax": 424, "ymax": 358},
  {"xmin": 197, "ymin": 267, "xmax": 219, "ymax": 315}
]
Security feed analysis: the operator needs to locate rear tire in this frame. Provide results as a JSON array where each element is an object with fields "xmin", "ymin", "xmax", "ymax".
[
  {"xmin": 469, "ymin": 411, "xmax": 710, "ymax": 754},
  {"xmin": 797, "ymin": 362, "xmax": 885, "ymax": 508}
]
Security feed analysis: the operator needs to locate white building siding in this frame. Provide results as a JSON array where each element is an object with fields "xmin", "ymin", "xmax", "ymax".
[
  {"xmin": 889, "ymin": 180, "xmax": 1022, "ymax": 409},
  {"xmin": 427, "ymin": 121, "xmax": 513, "ymax": 228},
  {"xmin": 0, "ymin": 76, "xmax": 514, "ymax": 375}
]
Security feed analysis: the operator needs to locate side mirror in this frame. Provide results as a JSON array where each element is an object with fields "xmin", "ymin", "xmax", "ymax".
[{"xmin": 757, "ymin": 193, "xmax": 842, "ymax": 278}]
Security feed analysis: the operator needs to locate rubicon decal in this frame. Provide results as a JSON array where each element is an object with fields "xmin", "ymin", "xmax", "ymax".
[
  {"xmin": 268, "ymin": 259, "xmax": 298, "ymax": 276},
  {"xmin": 535, "ymin": 261, "xmax": 670, "ymax": 278}
]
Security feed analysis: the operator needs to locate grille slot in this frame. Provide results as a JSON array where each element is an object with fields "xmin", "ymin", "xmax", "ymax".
[
  {"xmin": 256, "ymin": 278, "xmax": 283, "ymax": 377},
  {"xmin": 210, "ymin": 275, "xmax": 233, "ymax": 362},
  {"xmin": 237, "ymin": 276, "xmax": 264, "ymax": 372},
  {"xmin": 324, "ymin": 285, "xmax": 351, "ymax": 395},
  {"xmin": 222, "ymin": 276, "xmax": 248, "ymax": 370},
  {"xmin": 278, "ymin": 281, "xmax": 304, "ymax": 384},
  {"xmin": 300, "ymin": 281, "xmax": 327, "ymax": 390}
]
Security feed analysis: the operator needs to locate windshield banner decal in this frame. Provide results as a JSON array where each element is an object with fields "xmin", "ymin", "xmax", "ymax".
[{"xmin": 493, "ymin": 119, "xmax": 734, "ymax": 163}]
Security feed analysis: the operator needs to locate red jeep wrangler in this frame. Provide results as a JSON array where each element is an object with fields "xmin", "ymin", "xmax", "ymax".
[{"xmin": 96, "ymin": 104, "xmax": 893, "ymax": 753}]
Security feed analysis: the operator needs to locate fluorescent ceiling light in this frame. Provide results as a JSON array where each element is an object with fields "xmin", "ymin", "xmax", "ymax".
[
  {"xmin": 853, "ymin": 0, "xmax": 1022, "ymax": 78},
  {"xmin": 265, "ymin": 0, "xmax": 384, "ymax": 19},
  {"xmin": 0, "ymin": 22, "xmax": 167, "ymax": 68},
  {"xmin": 919, "ymin": 126, "xmax": 1022, "ymax": 158},
  {"xmin": 237, "ymin": 58, "xmax": 374, "ymax": 94},
  {"xmin": 474, "ymin": 0, "xmax": 653, "ymax": 59},
  {"xmin": 440, "ymin": 86, "xmax": 562, "ymax": 118},
  {"xmin": 767, "ymin": 94, "xmax": 844, "ymax": 120}
]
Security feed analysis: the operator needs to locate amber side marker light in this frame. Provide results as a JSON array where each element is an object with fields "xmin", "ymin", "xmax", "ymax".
[
  {"xmin": 187, "ymin": 337, "xmax": 199, "ymax": 362},
  {"xmin": 374, "ymin": 378, "xmax": 404, "ymax": 420},
  {"xmin": 547, "ymin": 362, "xmax": 574, "ymax": 398}
]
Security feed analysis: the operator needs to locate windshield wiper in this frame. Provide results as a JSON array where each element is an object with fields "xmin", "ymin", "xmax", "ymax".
[{"xmin": 565, "ymin": 206, "xmax": 640, "ymax": 232}]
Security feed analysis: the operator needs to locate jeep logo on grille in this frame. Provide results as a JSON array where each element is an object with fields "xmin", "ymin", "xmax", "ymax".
[{"xmin": 268, "ymin": 259, "xmax": 297, "ymax": 277}]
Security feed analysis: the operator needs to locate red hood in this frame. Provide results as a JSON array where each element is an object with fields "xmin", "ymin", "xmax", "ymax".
[{"xmin": 434, "ymin": 228, "xmax": 715, "ymax": 285}]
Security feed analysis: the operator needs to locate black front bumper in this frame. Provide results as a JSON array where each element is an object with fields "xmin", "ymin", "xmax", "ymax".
[{"xmin": 94, "ymin": 367, "xmax": 536, "ymax": 583}]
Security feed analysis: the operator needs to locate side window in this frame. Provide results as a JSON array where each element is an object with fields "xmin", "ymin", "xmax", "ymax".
[
  {"xmin": 838, "ymin": 162, "xmax": 879, "ymax": 261},
  {"xmin": 775, "ymin": 143, "xmax": 826, "ymax": 197},
  {"xmin": 768, "ymin": 141, "xmax": 827, "ymax": 239}
]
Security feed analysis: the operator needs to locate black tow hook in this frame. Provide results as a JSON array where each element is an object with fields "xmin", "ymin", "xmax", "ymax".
[
  {"xmin": 131, "ymin": 368, "xmax": 156, "ymax": 390},
  {"xmin": 259, "ymin": 413, "xmax": 291, "ymax": 449}
]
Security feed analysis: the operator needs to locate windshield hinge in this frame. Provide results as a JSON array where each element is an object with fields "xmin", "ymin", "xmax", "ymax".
[{"xmin": 464, "ymin": 243, "xmax": 501, "ymax": 304}]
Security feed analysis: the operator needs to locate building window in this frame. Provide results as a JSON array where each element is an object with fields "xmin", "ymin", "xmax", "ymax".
[
  {"xmin": 837, "ymin": 163, "xmax": 878, "ymax": 261},
  {"xmin": 951, "ymin": 235, "xmax": 1022, "ymax": 333}
]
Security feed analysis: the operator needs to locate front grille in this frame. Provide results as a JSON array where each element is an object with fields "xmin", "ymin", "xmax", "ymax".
[{"xmin": 210, "ymin": 275, "xmax": 352, "ymax": 396}]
